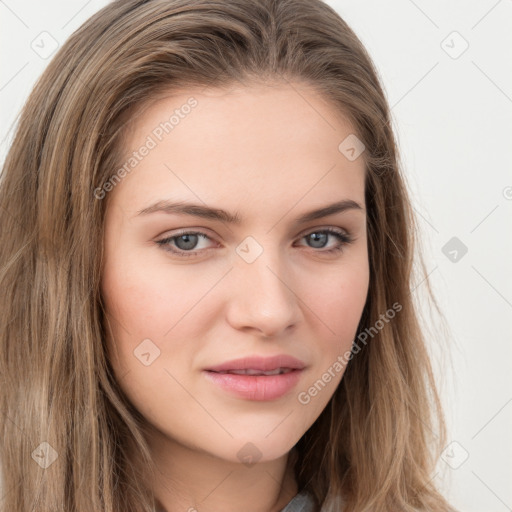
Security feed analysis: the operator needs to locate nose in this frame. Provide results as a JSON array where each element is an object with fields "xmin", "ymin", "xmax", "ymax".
[{"xmin": 225, "ymin": 246, "xmax": 301, "ymax": 338}]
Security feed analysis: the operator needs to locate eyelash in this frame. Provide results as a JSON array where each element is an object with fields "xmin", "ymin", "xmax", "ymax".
[{"xmin": 155, "ymin": 227, "xmax": 355, "ymax": 258}]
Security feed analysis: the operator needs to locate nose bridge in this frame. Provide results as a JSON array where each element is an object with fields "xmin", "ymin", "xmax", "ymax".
[{"xmin": 228, "ymin": 234, "xmax": 299, "ymax": 335}]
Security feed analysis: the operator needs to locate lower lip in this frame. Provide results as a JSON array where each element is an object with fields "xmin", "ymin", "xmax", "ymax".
[{"xmin": 202, "ymin": 369, "xmax": 304, "ymax": 401}]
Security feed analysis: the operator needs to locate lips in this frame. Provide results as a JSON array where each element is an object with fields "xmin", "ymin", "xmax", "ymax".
[
  {"xmin": 204, "ymin": 354, "xmax": 306, "ymax": 374},
  {"xmin": 203, "ymin": 355, "xmax": 307, "ymax": 400}
]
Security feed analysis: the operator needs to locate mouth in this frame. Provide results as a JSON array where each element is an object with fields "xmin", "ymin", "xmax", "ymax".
[
  {"xmin": 207, "ymin": 367, "xmax": 296, "ymax": 376},
  {"xmin": 202, "ymin": 354, "xmax": 306, "ymax": 400},
  {"xmin": 204, "ymin": 354, "xmax": 306, "ymax": 373}
]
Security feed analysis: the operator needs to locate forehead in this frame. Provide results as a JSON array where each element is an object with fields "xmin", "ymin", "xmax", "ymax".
[{"xmin": 110, "ymin": 83, "xmax": 366, "ymax": 216}]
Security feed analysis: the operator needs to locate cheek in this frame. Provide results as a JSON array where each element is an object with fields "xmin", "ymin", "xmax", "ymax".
[
  {"xmin": 101, "ymin": 250, "xmax": 226, "ymax": 389},
  {"xmin": 102, "ymin": 254, "xmax": 198, "ymax": 340},
  {"xmin": 291, "ymin": 264, "xmax": 368, "ymax": 414},
  {"xmin": 101, "ymin": 259, "xmax": 202, "ymax": 409},
  {"xmin": 301, "ymin": 257, "xmax": 369, "ymax": 349},
  {"xmin": 333, "ymin": 269, "xmax": 368, "ymax": 335}
]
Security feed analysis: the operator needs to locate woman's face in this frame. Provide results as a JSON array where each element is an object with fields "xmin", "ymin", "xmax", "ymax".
[{"xmin": 101, "ymin": 82, "xmax": 369, "ymax": 465}]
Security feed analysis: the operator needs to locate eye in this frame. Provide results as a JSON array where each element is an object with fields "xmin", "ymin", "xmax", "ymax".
[
  {"xmin": 155, "ymin": 227, "xmax": 354, "ymax": 258},
  {"xmin": 155, "ymin": 230, "xmax": 216, "ymax": 258},
  {"xmin": 295, "ymin": 227, "xmax": 354, "ymax": 254}
]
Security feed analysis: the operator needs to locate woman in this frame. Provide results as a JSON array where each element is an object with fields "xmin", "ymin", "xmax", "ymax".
[{"xmin": 0, "ymin": 0, "xmax": 458, "ymax": 511}]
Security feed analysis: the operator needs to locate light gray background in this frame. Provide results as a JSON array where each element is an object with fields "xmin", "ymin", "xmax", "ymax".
[{"xmin": 1, "ymin": 1, "xmax": 511, "ymax": 511}]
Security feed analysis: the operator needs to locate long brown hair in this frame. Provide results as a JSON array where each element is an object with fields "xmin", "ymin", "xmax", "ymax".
[{"xmin": 0, "ymin": 1, "xmax": 457, "ymax": 510}]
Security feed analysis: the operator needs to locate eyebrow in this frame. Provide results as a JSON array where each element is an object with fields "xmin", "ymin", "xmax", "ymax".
[{"xmin": 135, "ymin": 198, "xmax": 364, "ymax": 224}]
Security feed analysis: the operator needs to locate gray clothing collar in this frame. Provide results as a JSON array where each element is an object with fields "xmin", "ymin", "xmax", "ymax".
[{"xmin": 280, "ymin": 490, "xmax": 316, "ymax": 512}]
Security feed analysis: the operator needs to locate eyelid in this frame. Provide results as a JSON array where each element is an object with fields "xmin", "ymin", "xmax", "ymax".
[
  {"xmin": 156, "ymin": 229, "xmax": 218, "ymax": 250},
  {"xmin": 296, "ymin": 224, "xmax": 349, "ymax": 238},
  {"xmin": 157, "ymin": 225, "xmax": 350, "ymax": 241}
]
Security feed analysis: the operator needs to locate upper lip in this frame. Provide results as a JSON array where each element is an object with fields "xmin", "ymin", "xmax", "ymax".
[{"xmin": 205, "ymin": 355, "xmax": 306, "ymax": 372}]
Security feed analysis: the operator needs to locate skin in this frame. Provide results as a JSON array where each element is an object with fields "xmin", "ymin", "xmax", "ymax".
[{"xmin": 101, "ymin": 82, "xmax": 369, "ymax": 512}]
